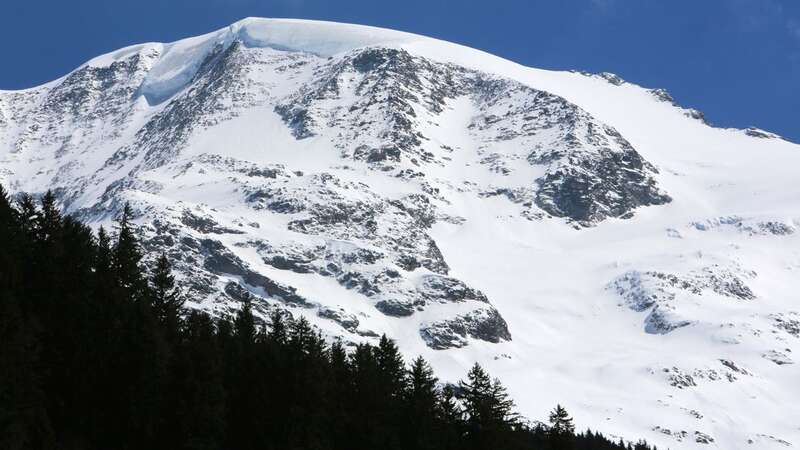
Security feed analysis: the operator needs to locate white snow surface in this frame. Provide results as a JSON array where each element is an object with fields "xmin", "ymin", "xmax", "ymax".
[{"xmin": 2, "ymin": 18, "xmax": 799, "ymax": 450}]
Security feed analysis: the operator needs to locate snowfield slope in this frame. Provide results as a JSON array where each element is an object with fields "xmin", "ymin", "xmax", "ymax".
[{"xmin": 1, "ymin": 18, "xmax": 799, "ymax": 449}]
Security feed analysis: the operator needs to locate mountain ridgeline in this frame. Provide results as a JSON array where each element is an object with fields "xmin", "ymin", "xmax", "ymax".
[{"xmin": 0, "ymin": 187, "xmax": 657, "ymax": 450}]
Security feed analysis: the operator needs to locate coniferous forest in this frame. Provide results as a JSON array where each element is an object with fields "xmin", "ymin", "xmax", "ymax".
[{"xmin": 0, "ymin": 186, "xmax": 658, "ymax": 450}]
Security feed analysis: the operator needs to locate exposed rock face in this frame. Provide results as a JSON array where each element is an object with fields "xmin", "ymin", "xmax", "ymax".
[
  {"xmin": 533, "ymin": 145, "xmax": 670, "ymax": 225},
  {"xmin": 691, "ymin": 215, "xmax": 796, "ymax": 236},
  {"xmin": 745, "ymin": 127, "xmax": 782, "ymax": 139},
  {"xmin": 318, "ymin": 307, "xmax": 360, "ymax": 332},
  {"xmin": 468, "ymin": 78, "xmax": 671, "ymax": 225},
  {"xmin": 0, "ymin": 36, "xmax": 675, "ymax": 350},
  {"xmin": 275, "ymin": 48, "xmax": 462, "ymax": 166},
  {"xmin": 420, "ymin": 307, "xmax": 511, "ymax": 350},
  {"xmin": 771, "ymin": 313, "xmax": 800, "ymax": 337},
  {"xmin": 276, "ymin": 47, "xmax": 670, "ymax": 226},
  {"xmin": 763, "ymin": 350, "xmax": 793, "ymax": 365},
  {"xmin": 609, "ymin": 265, "xmax": 755, "ymax": 334}
]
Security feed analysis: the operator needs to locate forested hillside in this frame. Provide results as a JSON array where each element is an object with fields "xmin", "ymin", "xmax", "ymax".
[{"xmin": 0, "ymin": 186, "xmax": 657, "ymax": 450}]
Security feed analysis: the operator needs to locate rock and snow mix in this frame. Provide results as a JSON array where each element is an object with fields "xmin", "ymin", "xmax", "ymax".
[{"xmin": 1, "ymin": 17, "xmax": 799, "ymax": 449}]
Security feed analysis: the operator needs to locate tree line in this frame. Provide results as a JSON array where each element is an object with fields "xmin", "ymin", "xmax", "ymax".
[{"xmin": 0, "ymin": 186, "xmax": 658, "ymax": 450}]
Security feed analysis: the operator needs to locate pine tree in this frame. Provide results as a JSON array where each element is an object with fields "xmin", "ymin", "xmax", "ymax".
[
  {"xmin": 233, "ymin": 298, "xmax": 257, "ymax": 347},
  {"xmin": 407, "ymin": 357, "xmax": 438, "ymax": 408},
  {"xmin": 375, "ymin": 334, "xmax": 406, "ymax": 399},
  {"xmin": 460, "ymin": 363, "xmax": 518, "ymax": 450},
  {"xmin": 0, "ymin": 184, "xmax": 14, "ymax": 222},
  {"xmin": 94, "ymin": 227, "xmax": 114, "ymax": 289},
  {"xmin": 288, "ymin": 315, "xmax": 314, "ymax": 353},
  {"xmin": 327, "ymin": 339, "xmax": 352, "ymax": 450},
  {"xmin": 439, "ymin": 384, "xmax": 462, "ymax": 425},
  {"xmin": 16, "ymin": 194, "xmax": 38, "ymax": 241},
  {"xmin": 404, "ymin": 356, "xmax": 440, "ymax": 450},
  {"xmin": 38, "ymin": 191, "xmax": 61, "ymax": 242},
  {"xmin": 149, "ymin": 253, "xmax": 184, "ymax": 330},
  {"xmin": 0, "ymin": 292, "xmax": 54, "ymax": 450},
  {"xmin": 438, "ymin": 383, "xmax": 464, "ymax": 450},
  {"xmin": 0, "ymin": 185, "xmax": 20, "ymax": 289},
  {"xmin": 113, "ymin": 203, "xmax": 145, "ymax": 300},
  {"xmin": 175, "ymin": 311, "xmax": 226, "ymax": 450},
  {"xmin": 549, "ymin": 404, "xmax": 575, "ymax": 435},
  {"xmin": 267, "ymin": 309, "xmax": 288, "ymax": 345}
]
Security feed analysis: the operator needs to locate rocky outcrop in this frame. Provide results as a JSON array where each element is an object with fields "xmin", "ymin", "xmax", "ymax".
[
  {"xmin": 691, "ymin": 215, "xmax": 796, "ymax": 236},
  {"xmin": 469, "ymin": 77, "xmax": 671, "ymax": 225},
  {"xmin": 609, "ymin": 265, "xmax": 756, "ymax": 334},
  {"xmin": 420, "ymin": 307, "xmax": 511, "ymax": 350}
]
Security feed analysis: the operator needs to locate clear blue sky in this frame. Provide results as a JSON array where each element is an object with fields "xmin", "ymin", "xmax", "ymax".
[{"xmin": 3, "ymin": 0, "xmax": 798, "ymax": 141}]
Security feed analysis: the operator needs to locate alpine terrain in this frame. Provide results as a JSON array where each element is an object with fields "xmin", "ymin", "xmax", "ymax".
[{"xmin": 1, "ymin": 18, "xmax": 798, "ymax": 449}]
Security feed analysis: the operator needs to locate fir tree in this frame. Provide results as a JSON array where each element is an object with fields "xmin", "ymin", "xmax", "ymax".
[
  {"xmin": 0, "ymin": 294, "xmax": 54, "ymax": 450},
  {"xmin": 112, "ymin": 203, "xmax": 145, "ymax": 300},
  {"xmin": 549, "ymin": 404, "xmax": 575, "ymax": 435},
  {"xmin": 0, "ymin": 185, "xmax": 20, "ymax": 288},
  {"xmin": 375, "ymin": 334, "xmax": 406, "ymax": 399},
  {"xmin": 38, "ymin": 191, "xmax": 61, "ymax": 242},
  {"xmin": 149, "ymin": 253, "xmax": 184, "ymax": 330},
  {"xmin": 404, "ymin": 356, "xmax": 440, "ymax": 450},
  {"xmin": 175, "ymin": 311, "xmax": 226, "ymax": 450},
  {"xmin": 438, "ymin": 384, "xmax": 464, "ymax": 450},
  {"xmin": 459, "ymin": 363, "xmax": 518, "ymax": 450},
  {"xmin": 267, "ymin": 309, "xmax": 288, "ymax": 345},
  {"xmin": 94, "ymin": 226, "xmax": 114, "ymax": 289},
  {"xmin": 233, "ymin": 298, "xmax": 257, "ymax": 347},
  {"xmin": 16, "ymin": 194, "xmax": 38, "ymax": 240}
]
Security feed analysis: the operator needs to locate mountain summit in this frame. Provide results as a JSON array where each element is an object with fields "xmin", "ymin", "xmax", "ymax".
[{"xmin": 1, "ymin": 18, "xmax": 798, "ymax": 449}]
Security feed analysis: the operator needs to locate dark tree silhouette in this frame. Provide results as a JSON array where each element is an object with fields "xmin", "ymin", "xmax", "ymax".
[{"xmin": 0, "ymin": 184, "xmax": 656, "ymax": 450}]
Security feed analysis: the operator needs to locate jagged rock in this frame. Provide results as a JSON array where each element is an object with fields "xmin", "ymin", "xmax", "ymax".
[
  {"xmin": 745, "ymin": 127, "xmax": 782, "ymax": 139},
  {"xmin": 719, "ymin": 359, "xmax": 750, "ymax": 375},
  {"xmin": 645, "ymin": 306, "xmax": 693, "ymax": 334},
  {"xmin": 181, "ymin": 210, "xmax": 245, "ymax": 234},
  {"xmin": 694, "ymin": 431, "xmax": 715, "ymax": 444},
  {"xmin": 771, "ymin": 313, "xmax": 800, "ymax": 337},
  {"xmin": 650, "ymin": 88, "xmax": 676, "ymax": 104},
  {"xmin": 652, "ymin": 426, "xmax": 688, "ymax": 442},
  {"xmin": 375, "ymin": 300, "xmax": 416, "ymax": 317},
  {"xmin": 597, "ymin": 72, "xmax": 626, "ymax": 86},
  {"xmin": 684, "ymin": 108, "xmax": 709, "ymax": 125},
  {"xmin": 263, "ymin": 255, "xmax": 314, "ymax": 274},
  {"xmin": 691, "ymin": 215, "xmax": 796, "ymax": 236},
  {"xmin": 318, "ymin": 307, "xmax": 360, "ymax": 331},
  {"xmin": 417, "ymin": 275, "xmax": 489, "ymax": 304},
  {"xmin": 662, "ymin": 367, "xmax": 697, "ymax": 389},
  {"xmin": 200, "ymin": 239, "xmax": 309, "ymax": 306},
  {"xmin": 471, "ymin": 78, "xmax": 670, "ymax": 225},
  {"xmin": 534, "ymin": 148, "xmax": 670, "ymax": 225},
  {"xmin": 762, "ymin": 350, "xmax": 793, "ymax": 365},
  {"xmin": 609, "ymin": 265, "xmax": 756, "ymax": 334},
  {"xmin": 750, "ymin": 434, "xmax": 793, "ymax": 447},
  {"xmin": 420, "ymin": 307, "xmax": 511, "ymax": 350},
  {"xmin": 275, "ymin": 46, "xmax": 671, "ymax": 226},
  {"xmin": 686, "ymin": 409, "xmax": 703, "ymax": 420}
]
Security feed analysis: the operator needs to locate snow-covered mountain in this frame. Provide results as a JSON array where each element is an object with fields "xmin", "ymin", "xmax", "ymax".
[{"xmin": 2, "ymin": 18, "xmax": 799, "ymax": 449}]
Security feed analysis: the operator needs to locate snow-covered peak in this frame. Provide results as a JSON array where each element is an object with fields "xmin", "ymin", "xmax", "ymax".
[
  {"xmin": 86, "ymin": 18, "xmax": 426, "ymax": 103},
  {"xmin": 228, "ymin": 17, "xmax": 423, "ymax": 55},
  {"xmin": 2, "ymin": 18, "xmax": 799, "ymax": 450}
]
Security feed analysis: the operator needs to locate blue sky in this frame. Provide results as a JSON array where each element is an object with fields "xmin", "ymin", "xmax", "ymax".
[{"xmin": 3, "ymin": 0, "xmax": 798, "ymax": 141}]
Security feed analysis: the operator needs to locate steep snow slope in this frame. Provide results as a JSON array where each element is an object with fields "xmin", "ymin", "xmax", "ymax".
[{"xmin": 1, "ymin": 18, "xmax": 799, "ymax": 449}]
